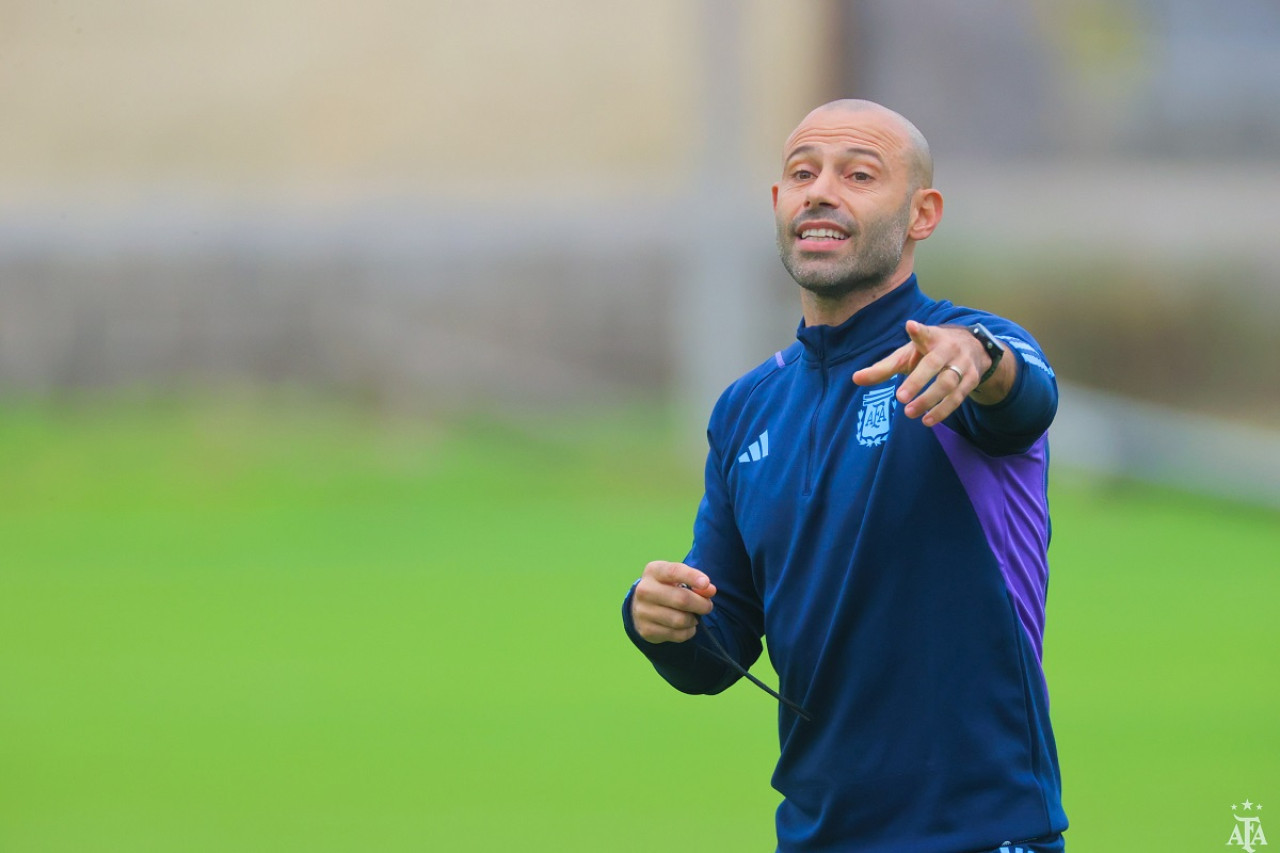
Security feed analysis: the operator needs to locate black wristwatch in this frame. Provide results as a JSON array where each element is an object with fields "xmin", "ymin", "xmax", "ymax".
[{"xmin": 969, "ymin": 323, "xmax": 1004, "ymax": 385}]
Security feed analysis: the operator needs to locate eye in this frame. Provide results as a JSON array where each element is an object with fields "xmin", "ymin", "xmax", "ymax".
[
  {"xmin": 793, "ymin": 169, "xmax": 815, "ymax": 181},
  {"xmin": 850, "ymin": 171, "xmax": 872, "ymax": 182}
]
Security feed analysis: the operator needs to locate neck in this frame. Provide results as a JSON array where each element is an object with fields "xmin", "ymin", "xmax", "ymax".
[{"xmin": 800, "ymin": 255, "xmax": 916, "ymax": 327}]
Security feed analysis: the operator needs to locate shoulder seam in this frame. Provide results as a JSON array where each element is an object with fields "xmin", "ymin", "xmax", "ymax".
[{"xmin": 741, "ymin": 348, "xmax": 794, "ymax": 399}]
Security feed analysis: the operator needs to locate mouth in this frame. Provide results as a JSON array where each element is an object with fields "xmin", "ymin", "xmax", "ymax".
[
  {"xmin": 793, "ymin": 221, "xmax": 851, "ymax": 251},
  {"xmin": 798, "ymin": 226, "xmax": 848, "ymax": 240}
]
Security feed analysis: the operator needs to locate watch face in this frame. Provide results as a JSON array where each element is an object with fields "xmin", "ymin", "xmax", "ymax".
[{"xmin": 972, "ymin": 324, "xmax": 998, "ymax": 350}]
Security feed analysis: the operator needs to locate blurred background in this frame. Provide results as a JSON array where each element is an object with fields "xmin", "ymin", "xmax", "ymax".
[
  {"xmin": 2, "ymin": 1, "xmax": 1277, "ymax": 850},
  {"xmin": 4, "ymin": 0, "xmax": 1280, "ymax": 494}
]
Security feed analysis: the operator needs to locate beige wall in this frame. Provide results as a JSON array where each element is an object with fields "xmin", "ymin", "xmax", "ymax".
[{"xmin": 2, "ymin": 1, "xmax": 832, "ymax": 203}]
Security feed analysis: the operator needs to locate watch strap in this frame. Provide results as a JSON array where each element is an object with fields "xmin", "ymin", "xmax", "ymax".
[{"xmin": 970, "ymin": 323, "xmax": 1004, "ymax": 385}]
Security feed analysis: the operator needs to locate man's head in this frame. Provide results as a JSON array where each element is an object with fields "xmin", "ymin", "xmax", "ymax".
[{"xmin": 772, "ymin": 99, "xmax": 943, "ymax": 302}]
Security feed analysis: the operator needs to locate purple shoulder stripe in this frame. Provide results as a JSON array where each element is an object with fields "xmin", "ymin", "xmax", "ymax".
[
  {"xmin": 774, "ymin": 351, "xmax": 786, "ymax": 368},
  {"xmin": 934, "ymin": 425, "xmax": 1052, "ymax": 662}
]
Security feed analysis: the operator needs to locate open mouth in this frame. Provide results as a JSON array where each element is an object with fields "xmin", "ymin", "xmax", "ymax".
[
  {"xmin": 794, "ymin": 223, "xmax": 851, "ymax": 250},
  {"xmin": 797, "ymin": 227, "xmax": 849, "ymax": 241}
]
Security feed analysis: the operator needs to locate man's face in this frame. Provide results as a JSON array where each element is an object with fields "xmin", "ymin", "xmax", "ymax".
[{"xmin": 772, "ymin": 108, "xmax": 919, "ymax": 298}]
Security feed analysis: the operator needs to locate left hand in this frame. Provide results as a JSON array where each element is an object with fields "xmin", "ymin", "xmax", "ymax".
[{"xmin": 851, "ymin": 320, "xmax": 995, "ymax": 427}]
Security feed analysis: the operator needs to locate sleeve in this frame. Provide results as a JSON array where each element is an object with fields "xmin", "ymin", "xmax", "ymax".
[
  {"xmin": 946, "ymin": 316, "xmax": 1059, "ymax": 456},
  {"xmin": 621, "ymin": 423, "xmax": 765, "ymax": 696}
]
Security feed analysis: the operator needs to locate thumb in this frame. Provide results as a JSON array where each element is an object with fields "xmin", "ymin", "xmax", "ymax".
[
  {"xmin": 647, "ymin": 560, "xmax": 711, "ymax": 591},
  {"xmin": 852, "ymin": 340, "xmax": 915, "ymax": 386}
]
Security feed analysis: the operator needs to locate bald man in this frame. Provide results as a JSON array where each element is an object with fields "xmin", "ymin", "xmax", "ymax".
[{"xmin": 623, "ymin": 100, "xmax": 1067, "ymax": 852}]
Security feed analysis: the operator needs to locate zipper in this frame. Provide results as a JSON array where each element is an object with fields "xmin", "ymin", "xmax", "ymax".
[{"xmin": 803, "ymin": 337, "xmax": 828, "ymax": 496}]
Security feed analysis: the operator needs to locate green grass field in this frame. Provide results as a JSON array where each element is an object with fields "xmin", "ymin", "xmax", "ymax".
[{"xmin": 1, "ymin": 394, "xmax": 1276, "ymax": 851}]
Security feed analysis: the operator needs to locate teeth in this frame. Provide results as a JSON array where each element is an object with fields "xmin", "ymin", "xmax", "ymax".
[{"xmin": 800, "ymin": 228, "xmax": 847, "ymax": 240}]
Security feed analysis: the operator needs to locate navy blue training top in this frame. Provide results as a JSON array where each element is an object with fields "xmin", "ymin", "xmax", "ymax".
[{"xmin": 623, "ymin": 276, "xmax": 1068, "ymax": 852}]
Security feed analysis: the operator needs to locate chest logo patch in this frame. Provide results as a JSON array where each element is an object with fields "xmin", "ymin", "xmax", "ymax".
[{"xmin": 856, "ymin": 385, "xmax": 897, "ymax": 447}]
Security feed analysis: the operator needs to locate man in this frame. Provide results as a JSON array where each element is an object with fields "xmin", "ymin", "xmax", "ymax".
[{"xmin": 621, "ymin": 100, "xmax": 1067, "ymax": 852}]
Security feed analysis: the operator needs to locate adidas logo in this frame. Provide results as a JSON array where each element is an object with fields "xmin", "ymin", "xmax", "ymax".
[{"xmin": 737, "ymin": 430, "xmax": 770, "ymax": 464}]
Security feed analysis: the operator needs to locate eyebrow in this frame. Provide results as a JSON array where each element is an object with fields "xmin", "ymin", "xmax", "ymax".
[{"xmin": 784, "ymin": 144, "xmax": 886, "ymax": 165}]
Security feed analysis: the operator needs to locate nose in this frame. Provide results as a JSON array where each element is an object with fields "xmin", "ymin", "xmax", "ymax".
[{"xmin": 803, "ymin": 170, "xmax": 839, "ymax": 208}]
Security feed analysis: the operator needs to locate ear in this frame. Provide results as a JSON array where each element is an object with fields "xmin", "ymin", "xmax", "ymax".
[
  {"xmin": 771, "ymin": 183, "xmax": 780, "ymax": 209},
  {"xmin": 907, "ymin": 188, "xmax": 943, "ymax": 241}
]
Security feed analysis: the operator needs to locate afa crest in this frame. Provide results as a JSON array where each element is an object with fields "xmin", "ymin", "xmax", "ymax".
[{"xmin": 856, "ymin": 385, "xmax": 897, "ymax": 447}]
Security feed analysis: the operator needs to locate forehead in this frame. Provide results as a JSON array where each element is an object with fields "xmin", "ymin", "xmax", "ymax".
[{"xmin": 782, "ymin": 108, "xmax": 908, "ymax": 165}]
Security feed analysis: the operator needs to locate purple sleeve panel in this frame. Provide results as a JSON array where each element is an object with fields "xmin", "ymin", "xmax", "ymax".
[{"xmin": 933, "ymin": 424, "xmax": 1052, "ymax": 662}]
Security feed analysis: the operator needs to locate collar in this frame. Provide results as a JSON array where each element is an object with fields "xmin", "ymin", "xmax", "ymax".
[{"xmin": 796, "ymin": 274, "xmax": 930, "ymax": 365}]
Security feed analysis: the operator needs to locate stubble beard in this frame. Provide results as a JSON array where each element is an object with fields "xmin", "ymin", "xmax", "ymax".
[{"xmin": 777, "ymin": 202, "xmax": 911, "ymax": 300}]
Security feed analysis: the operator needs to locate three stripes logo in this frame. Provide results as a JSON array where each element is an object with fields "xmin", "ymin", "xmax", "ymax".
[{"xmin": 737, "ymin": 430, "xmax": 770, "ymax": 464}]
